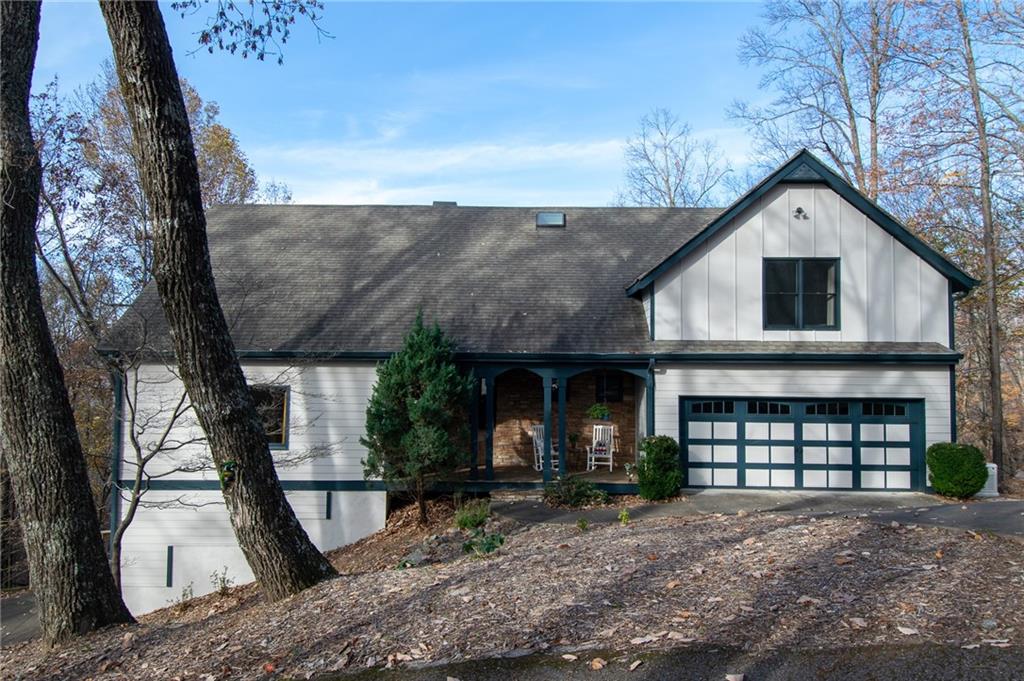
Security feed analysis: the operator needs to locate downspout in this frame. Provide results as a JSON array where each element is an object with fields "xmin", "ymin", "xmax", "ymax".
[
  {"xmin": 108, "ymin": 368, "xmax": 124, "ymax": 554},
  {"xmin": 948, "ymin": 288, "xmax": 962, "ymax": 443},
  {"xmin": 646, "ymin": 358, "xmax": 656, "ymax": 438}
]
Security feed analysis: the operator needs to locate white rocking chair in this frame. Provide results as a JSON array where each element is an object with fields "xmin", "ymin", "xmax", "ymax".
[
  {"xmin": 530, "ymin": 424, "xmax": 559, "ymax": 472},
  {"xmin": 586, "ymin": 424, "xmax": 615, "ymax": 472}
]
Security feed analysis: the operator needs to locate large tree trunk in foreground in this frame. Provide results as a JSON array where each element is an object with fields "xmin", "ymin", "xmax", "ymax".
[
  {"xmin": 0, "ymin": 0, "xmax": 134, "ymax": 645},
  {"xmin": 100, "ymin": 1, "xmax": 336, "ymax": 598}
]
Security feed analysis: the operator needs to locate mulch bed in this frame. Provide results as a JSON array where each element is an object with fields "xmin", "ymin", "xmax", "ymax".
[{"xmin": 3, "ymin": 512, "xmax": 1021, "ymax": 680}]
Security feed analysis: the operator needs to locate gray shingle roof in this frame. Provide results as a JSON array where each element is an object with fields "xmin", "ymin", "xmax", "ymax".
[
  {"xmin": 102, "ymin": 204, "xmax": 958, "ymax": 359},
  {"xmin": 103, "ymin": 204, "xmax": 721, "ymax": 355}
]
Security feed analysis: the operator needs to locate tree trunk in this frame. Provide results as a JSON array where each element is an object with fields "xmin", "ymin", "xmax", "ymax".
[
  {"xmin": 956, "ymin": 0, "xmax": 1005, "ymax": 488},
  {"xmin": 417, "ymin": 476, "xmax": 428, "ymax": 526},
  {"xmin": 99, "ymin": 1, "xmax": 336, "ymax": 599},
  {"xmin": 0, "ymin": 0, "xmax": 134, "ymax": 645}
]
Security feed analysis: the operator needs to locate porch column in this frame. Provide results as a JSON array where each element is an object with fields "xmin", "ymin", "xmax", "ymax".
[
  {"xmin": 469, "ymin": 378, "xmax": 479, "ymax": 480},
  {"xmin": 484, "ymin": 376, "xmax": 495, "ymax": 480},
  {"xmin": 645, "ymin": 363, "xmax": 656, "ymax": 442},
  {"xmin": 557, "ymin": 373, "xmax": 567, "ymax": 477},
  {"xmin": 542, "ymin": 375, "xmax": 553, "ymax": 483}
]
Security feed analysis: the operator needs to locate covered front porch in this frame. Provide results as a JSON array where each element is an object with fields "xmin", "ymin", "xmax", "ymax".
[{"xmin": 462, "ymin": 362, "xmax": 656, "ymax": 489}]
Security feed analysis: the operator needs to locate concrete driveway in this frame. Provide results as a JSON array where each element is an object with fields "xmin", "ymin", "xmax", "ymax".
[
  {"xmin": 1, "ymin": 590, "xmax": 38, "ymax": 647},
  {"xmin": 492, "ymin": 490, "xmax": 1023, "ymax": 538},
  {"xmin": 492, "ymin": 489, "xmax": 943, "ymax": 525},
  {"xmin": 867, "ymin": 499, "xmax": 1024, "ymax": 537}
]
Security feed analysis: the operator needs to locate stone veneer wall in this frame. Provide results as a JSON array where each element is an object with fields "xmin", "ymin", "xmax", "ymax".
[{"xmin": 491, "ymin": 369, "xmax": 637, "ymax": 471}]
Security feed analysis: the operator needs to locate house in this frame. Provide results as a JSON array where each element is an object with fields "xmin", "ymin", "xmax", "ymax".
[{"xmin": 100, "ymin": 150, "xmax": 976, "ymax": 613}]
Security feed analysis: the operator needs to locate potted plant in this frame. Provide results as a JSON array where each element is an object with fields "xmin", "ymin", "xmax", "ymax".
[
  {"xmin": 568, "ymin": 431, "xmax": 581, "ymax": 453},
  {"xmin": 587, "ymin": 403, "xmax": 611, "ymax": 421}
]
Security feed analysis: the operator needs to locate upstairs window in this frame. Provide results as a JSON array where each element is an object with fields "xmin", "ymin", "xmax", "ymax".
[
  {"xmin": 764, "ymin": 258, "xmax": 839, "ymax": 330},
  {"xmin": 251, "ymin": 385, "xmax": 289, "ymax": 448}
]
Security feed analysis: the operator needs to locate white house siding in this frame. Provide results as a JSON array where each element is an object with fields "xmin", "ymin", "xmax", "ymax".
[
  {"xmin": 652, "ymin": 185, "xmax": 951, "ymax": 344},
  {"xmin": 116, "ymin": 361, "xmax": 386, "ymax": 615},
  {"xmin": 653, "ymin": 364, "xmax": 951, "ymax": 447},
  {"xmin": 120, "ymin": 362, "xmax": 379, "ymax": 481},
  {"xmin": 119, "ymin": 490, "xmax": 385, "ymax": 614}
]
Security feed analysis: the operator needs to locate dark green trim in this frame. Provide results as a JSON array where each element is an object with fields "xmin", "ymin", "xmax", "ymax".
[
  {"xmin": 679, "ymin": 396, "xmax": 927, "ymax": 491},
  {"xmin": 119, "ymin": 477, "xmax": 641, "ymax": 495},
  {"xmin": 102, "ymin": 348, "xmax": 959, "ymax": 366},
  {"xmin": 108, "ymin": 371, "xmax": 124, "ymax": 553},
  {"xmin": 626, "ymin": 149, "xmax": 978, "ymax": 296},
  {"xmin": 645, "ymin": 363, "xmax": 656, "ymax": 437},
  {"xmin": 125, "ymin": 479, "xmax": 391, "ymax": 491},
  {"xmin": 484, "ymin": 376, "xmax": 495, "ymax": 480},
  {"xmin": 649, "ymin": 352, "xmax": 959, "ymax": 365},
  {"xmin": 165, "ymin": 546, "xmax": 173, "ymax": 588},
  {"xmin": 542, "ymin": 376, "xmax": 553, "ymax": 483},
  {"xmin": 762, "ymin": 257, "xmax": 841, "ymax": 331},
  {"xmin": 948, "ymin": 287, "xmax": 958, "ymax": 443},
  {"xmin": 469, "ymin": 378, "xmax": 480, "ymax": 480},
  {"xmin": 325, "ymin": 490, "xmax": 332, "ymax": 519},
  {"xmin": 949, "ymin": 365, "xmax": 958, "ymax": 443},
  {"xmin": 557, "ymin": 377, "xmax": 567, "ymax": 477}
]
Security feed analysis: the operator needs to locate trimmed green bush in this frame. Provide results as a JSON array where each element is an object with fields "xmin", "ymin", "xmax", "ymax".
[
  {"xmin": 926, "ymin": 442, "xmax": 988, "ymax": 499},
  {"xmin": 454, "ymin": 499, "xmax": 490, "ymax": 530},
  {"xmin": 636, "ymin": 435, "xmax": 683, "ymax": 500},
  {"xmin": 543, "ymin": 475, "xmax": 609, "ymax": 507}
]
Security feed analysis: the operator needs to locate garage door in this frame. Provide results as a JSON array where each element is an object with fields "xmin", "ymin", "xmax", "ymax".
[{"xmin": 680, "ymin": 398, "xmax": 925, "ymax": 491}]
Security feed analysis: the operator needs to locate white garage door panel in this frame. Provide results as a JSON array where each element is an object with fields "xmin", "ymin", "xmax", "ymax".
[{"xmin": 683, "ymin": 398, "xmax": 922, "ymax": 491}]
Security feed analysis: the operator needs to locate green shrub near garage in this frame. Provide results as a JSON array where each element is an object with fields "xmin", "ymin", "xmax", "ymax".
[
  {"xmin": 637, "ymin": 435, "xmax": 683, "ymax": 500},
  {"xmin": 926, "ymin": 442, "xmax": 988, "ymax": 499}
]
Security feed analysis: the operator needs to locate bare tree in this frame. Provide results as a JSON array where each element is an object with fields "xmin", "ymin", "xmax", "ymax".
[
  {"xmin": 731, "ymin": 0, "xmax": 909, "ymax": 200},
  {"xmin": 895, "ymin": 0, "xmax": 1024, "ymax": 486},
  {"xmin": 0, "ymin": 0, "xmax": 134, "ymax": 644},
  {"xmin": 617, "ymin": 108, "xmax": 732, "ymax": 208}
]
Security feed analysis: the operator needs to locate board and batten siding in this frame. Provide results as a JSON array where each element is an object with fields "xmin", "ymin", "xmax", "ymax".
[
  {"xmin": 116, "ymin": 360, "xmax": 386, "ymax": 614},
  {"xmin": 653, "ymin": 364, "xmax": 951, "ymax": 448},
  {"xmin": 652, "ymin": 184, "xmax": 951, "ymax": 343}
]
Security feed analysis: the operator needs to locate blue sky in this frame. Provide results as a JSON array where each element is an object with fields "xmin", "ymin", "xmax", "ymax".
[{"xmin": 35, "ymin": 1, "xmax": 768, "ymax": 206}]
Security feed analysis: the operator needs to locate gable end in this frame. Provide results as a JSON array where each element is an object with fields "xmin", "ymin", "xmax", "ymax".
[{"xmin": 626, "ymin": 150, "xmax": 979, "ymax": 297}]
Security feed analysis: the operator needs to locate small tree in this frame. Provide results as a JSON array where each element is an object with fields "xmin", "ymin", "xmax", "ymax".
[{"xmin": 362, "ymin": 315, "xmax": 473, "ymax": 525}]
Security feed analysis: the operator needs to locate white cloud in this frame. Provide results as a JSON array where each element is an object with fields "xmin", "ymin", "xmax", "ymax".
[{"xmin": 250, "ymin": 137, "xmax": 627, "ymax": 205}]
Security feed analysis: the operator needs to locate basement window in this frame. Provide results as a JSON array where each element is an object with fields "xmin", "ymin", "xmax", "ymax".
[{"xmin": 251, "ymin": 385, "xmax": 289, "ymax": 449}]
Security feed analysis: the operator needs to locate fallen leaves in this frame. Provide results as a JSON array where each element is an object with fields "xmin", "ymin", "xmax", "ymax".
[{"xmin": 3, "ymin": 513, "xmax": 1023, "ymax": 680}]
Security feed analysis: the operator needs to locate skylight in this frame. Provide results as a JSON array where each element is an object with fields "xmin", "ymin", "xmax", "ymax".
[{"xmin": 536, "ymin": 211, "xmax": 566, "ymax": 228}]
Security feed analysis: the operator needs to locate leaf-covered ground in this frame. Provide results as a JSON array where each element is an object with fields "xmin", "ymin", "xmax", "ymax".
[{"xmin": 3, "ymin": 506, "xmax": 1021, "ymax": 680}]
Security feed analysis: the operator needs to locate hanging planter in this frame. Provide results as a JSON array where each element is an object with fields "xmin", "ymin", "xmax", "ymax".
[{"xmin": 586, "ymin": 403, "xmax": 611, "ymax": 421}]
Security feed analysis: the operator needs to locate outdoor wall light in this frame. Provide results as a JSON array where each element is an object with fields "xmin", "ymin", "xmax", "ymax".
[{"xmin": 793, "ymin": 206, "xmax": 809, "ymax": 220}]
